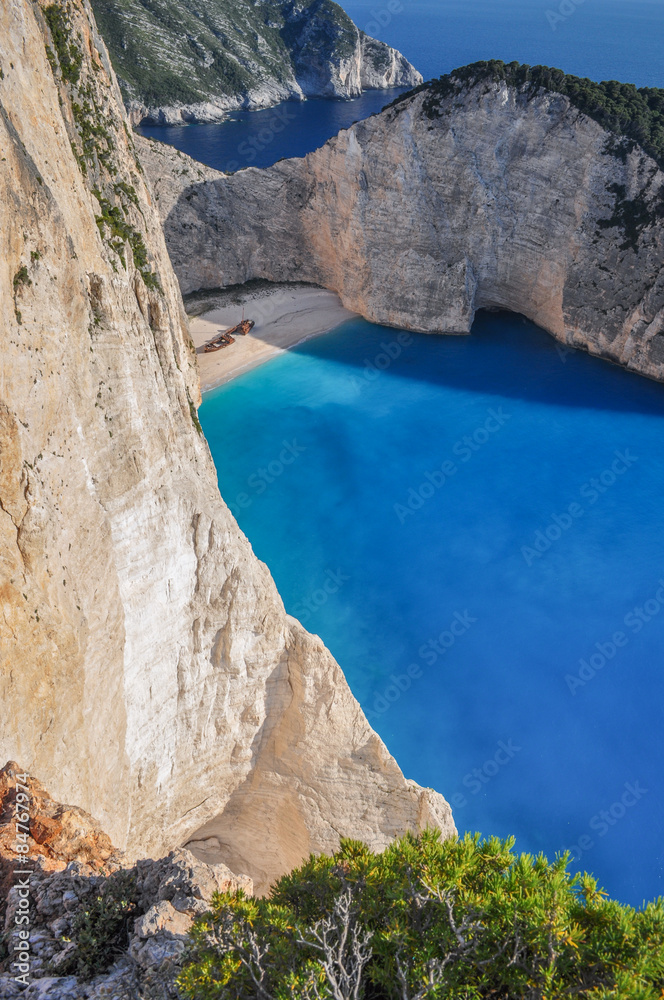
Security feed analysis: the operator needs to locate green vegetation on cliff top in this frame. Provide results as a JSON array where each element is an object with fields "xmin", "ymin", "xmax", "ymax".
[
  {"xmin": 414, "ymin": 60, "xmax": 664, "ymax": 170},
  {"xmin": 43, "ymin": 1, "xmax": 162, "ymax": 290},
  {"xmin": 178, "ymin": 831, "xmax": 664, "ymax": 1000},
  {"xmin": 89, "ymin": 0, "xmax": 359, "ymax": 107}
]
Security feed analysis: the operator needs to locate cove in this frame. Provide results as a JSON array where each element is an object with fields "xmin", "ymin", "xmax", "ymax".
[
  {"xmin": 137, "ymin": 87, "xmax": 407, "ymax": 174},
  {"xmin": 199, "ymin": 310, "xmax": 664, "ymax": 907}
]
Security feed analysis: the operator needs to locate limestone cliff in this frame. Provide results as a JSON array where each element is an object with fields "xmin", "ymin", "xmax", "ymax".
[
  {"xmin": 89, "ymin": 0, "xmax": 422, "ymax": 125},
  {"xmin": 142, "ymin": 68, "xmax": 664, "ymax": 381},
  {"xmin": 0, "ymin": 0, "xmax": 454, "ymax": 896}
]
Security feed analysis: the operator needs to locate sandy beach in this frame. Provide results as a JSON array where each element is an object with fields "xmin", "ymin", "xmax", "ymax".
[{"xmin": 187, "ymin": 282, "xmax": 358, "ymax": 392}]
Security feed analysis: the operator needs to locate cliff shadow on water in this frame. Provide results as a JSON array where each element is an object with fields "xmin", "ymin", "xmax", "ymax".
[{"xmin": 286, "ymin": 309, "xmax": 664, "ymax": 418}]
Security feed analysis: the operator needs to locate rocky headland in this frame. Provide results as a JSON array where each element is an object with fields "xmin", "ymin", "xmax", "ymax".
[
  {"xmin": 89, "ymin": 0, "xmax": 422, "ymax": 125},
  {"xmin": 0, "ymin": 0, "xmax": 454, "ymax": 912},
  {"xmin": 141, "ymin": 63, "xmax": 664, "ymax": 382}
]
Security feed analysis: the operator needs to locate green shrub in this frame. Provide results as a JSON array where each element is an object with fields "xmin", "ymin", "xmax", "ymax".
[
  {"xmin": 43, "ymin": 3, "xmax": 83, "ymax": 85},
  {"xmin": 188, "ymin": 392, "xmax": 203, "ymax": 435},
  {"xmin": 93, "ymin": 190, "xmax": 161, "ymax": 289},
  {"xmin": 178, "ymin": 831, "xmax": 664, "ymax": 999},
  {"xmin": 71, "ymin": 98, "xmax": 113, "ymax": 164},
  {"xmin": 13, "ymin": 265, "xmax": 31, "ymax": 289},
  {"xmin": 57, "ymin": 870, "xmax": 141, "ymax": 980}
]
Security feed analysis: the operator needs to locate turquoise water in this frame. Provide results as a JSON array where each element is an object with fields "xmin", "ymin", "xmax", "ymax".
[
  {"xmin": 139, "ymin": 0, "xmax": 664, "ymax": 171},
  {"xmin": 200, "ymin": 313, "xmax": 664, "ymax": 907}
]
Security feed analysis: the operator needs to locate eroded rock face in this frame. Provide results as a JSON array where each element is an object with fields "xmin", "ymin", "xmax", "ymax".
[
  {"xmin": 0, "ymin": 0, "xmax": 454, "ymax": 897},
  {"xmin": 142, "ymin": 81, "xmax": 664, "ymax": 381},
  {"xmin": 359, "ymin": 33, "xmax": 421, "ymax": 91}
]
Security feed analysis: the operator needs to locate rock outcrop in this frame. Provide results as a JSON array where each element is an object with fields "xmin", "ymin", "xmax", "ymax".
[
  {"xmin": 0, "ymin": 0, "xmax": 454, "ymax": 899},
  {"xmin": 1, "ymin": 762, "xmax": 252, "ymax": 996},
  {"xmin": 89, "ymin": 0, "xmax": 422, "ymax": 125},
  {"xmin": 142, "ymin": 70, "xmax": 664, "ymax": 381},
  {"xmin": 0, "ymin": 761, "xmax": 123, "ymax": 918},
  {"xmin": 0, "ymin": 767, "xmax": 251, "ymax": 997}
]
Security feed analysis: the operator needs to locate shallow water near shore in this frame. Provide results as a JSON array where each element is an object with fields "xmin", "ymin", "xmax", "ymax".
[{"xmin": 200, "ymin": 311, "xmax": 664, "ymax": 906}]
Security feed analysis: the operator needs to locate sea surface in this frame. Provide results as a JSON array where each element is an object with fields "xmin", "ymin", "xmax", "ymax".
[
  {"xmin": 200, "ymin": 314, "xmax": 664, "ymax": 907},
  {"xmin": 137, "ymin": 88, "xmax": 407, "ymax": 174},
  {"xmin": 138, "ymin": 0, "xmax": 664, "ymax": 172},
  {"xmin": 342, "ymin": 0, "xmax": 664, "ymax": 90}
]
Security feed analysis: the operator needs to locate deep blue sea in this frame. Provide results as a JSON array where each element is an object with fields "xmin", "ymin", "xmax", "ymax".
[
  {"xmin": 138, "ymin": 0, "xmax": 664, "ymax": 172},
  {"xmin": 138, "ymin": 88, "xmax": 407, "ymax": 173},
  {"xmin": 201, "ymin": 315, "xmax": 664, "ymax": 907},
  {"xmin": 342, "ymin": 0, "xmax": 664, "ymax": 90},
  {"xmin": 156, "ymin": 0, "xmax": 664, "ymax": 904}
]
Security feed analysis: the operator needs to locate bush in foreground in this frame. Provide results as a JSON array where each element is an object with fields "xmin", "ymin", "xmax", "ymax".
[{"xmin": 177, "ymin": 831, "xmax": 664, "ymax": 999}]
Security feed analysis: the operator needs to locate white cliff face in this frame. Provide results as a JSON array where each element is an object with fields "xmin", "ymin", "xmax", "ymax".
[
  {"xmin": 0, "ymin": 0, "xmax": 454, "ymax": 896},
  {"xmin": 291, "ymin": 28, "xmax": 421, "ymax": 100},
  {"xmin": 359, "ymin": 32, "xmax": 422, "ymax": 90},
  {"xmin": 142, "ymin": 82, "xmax": 664, "ymax": 382}
]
